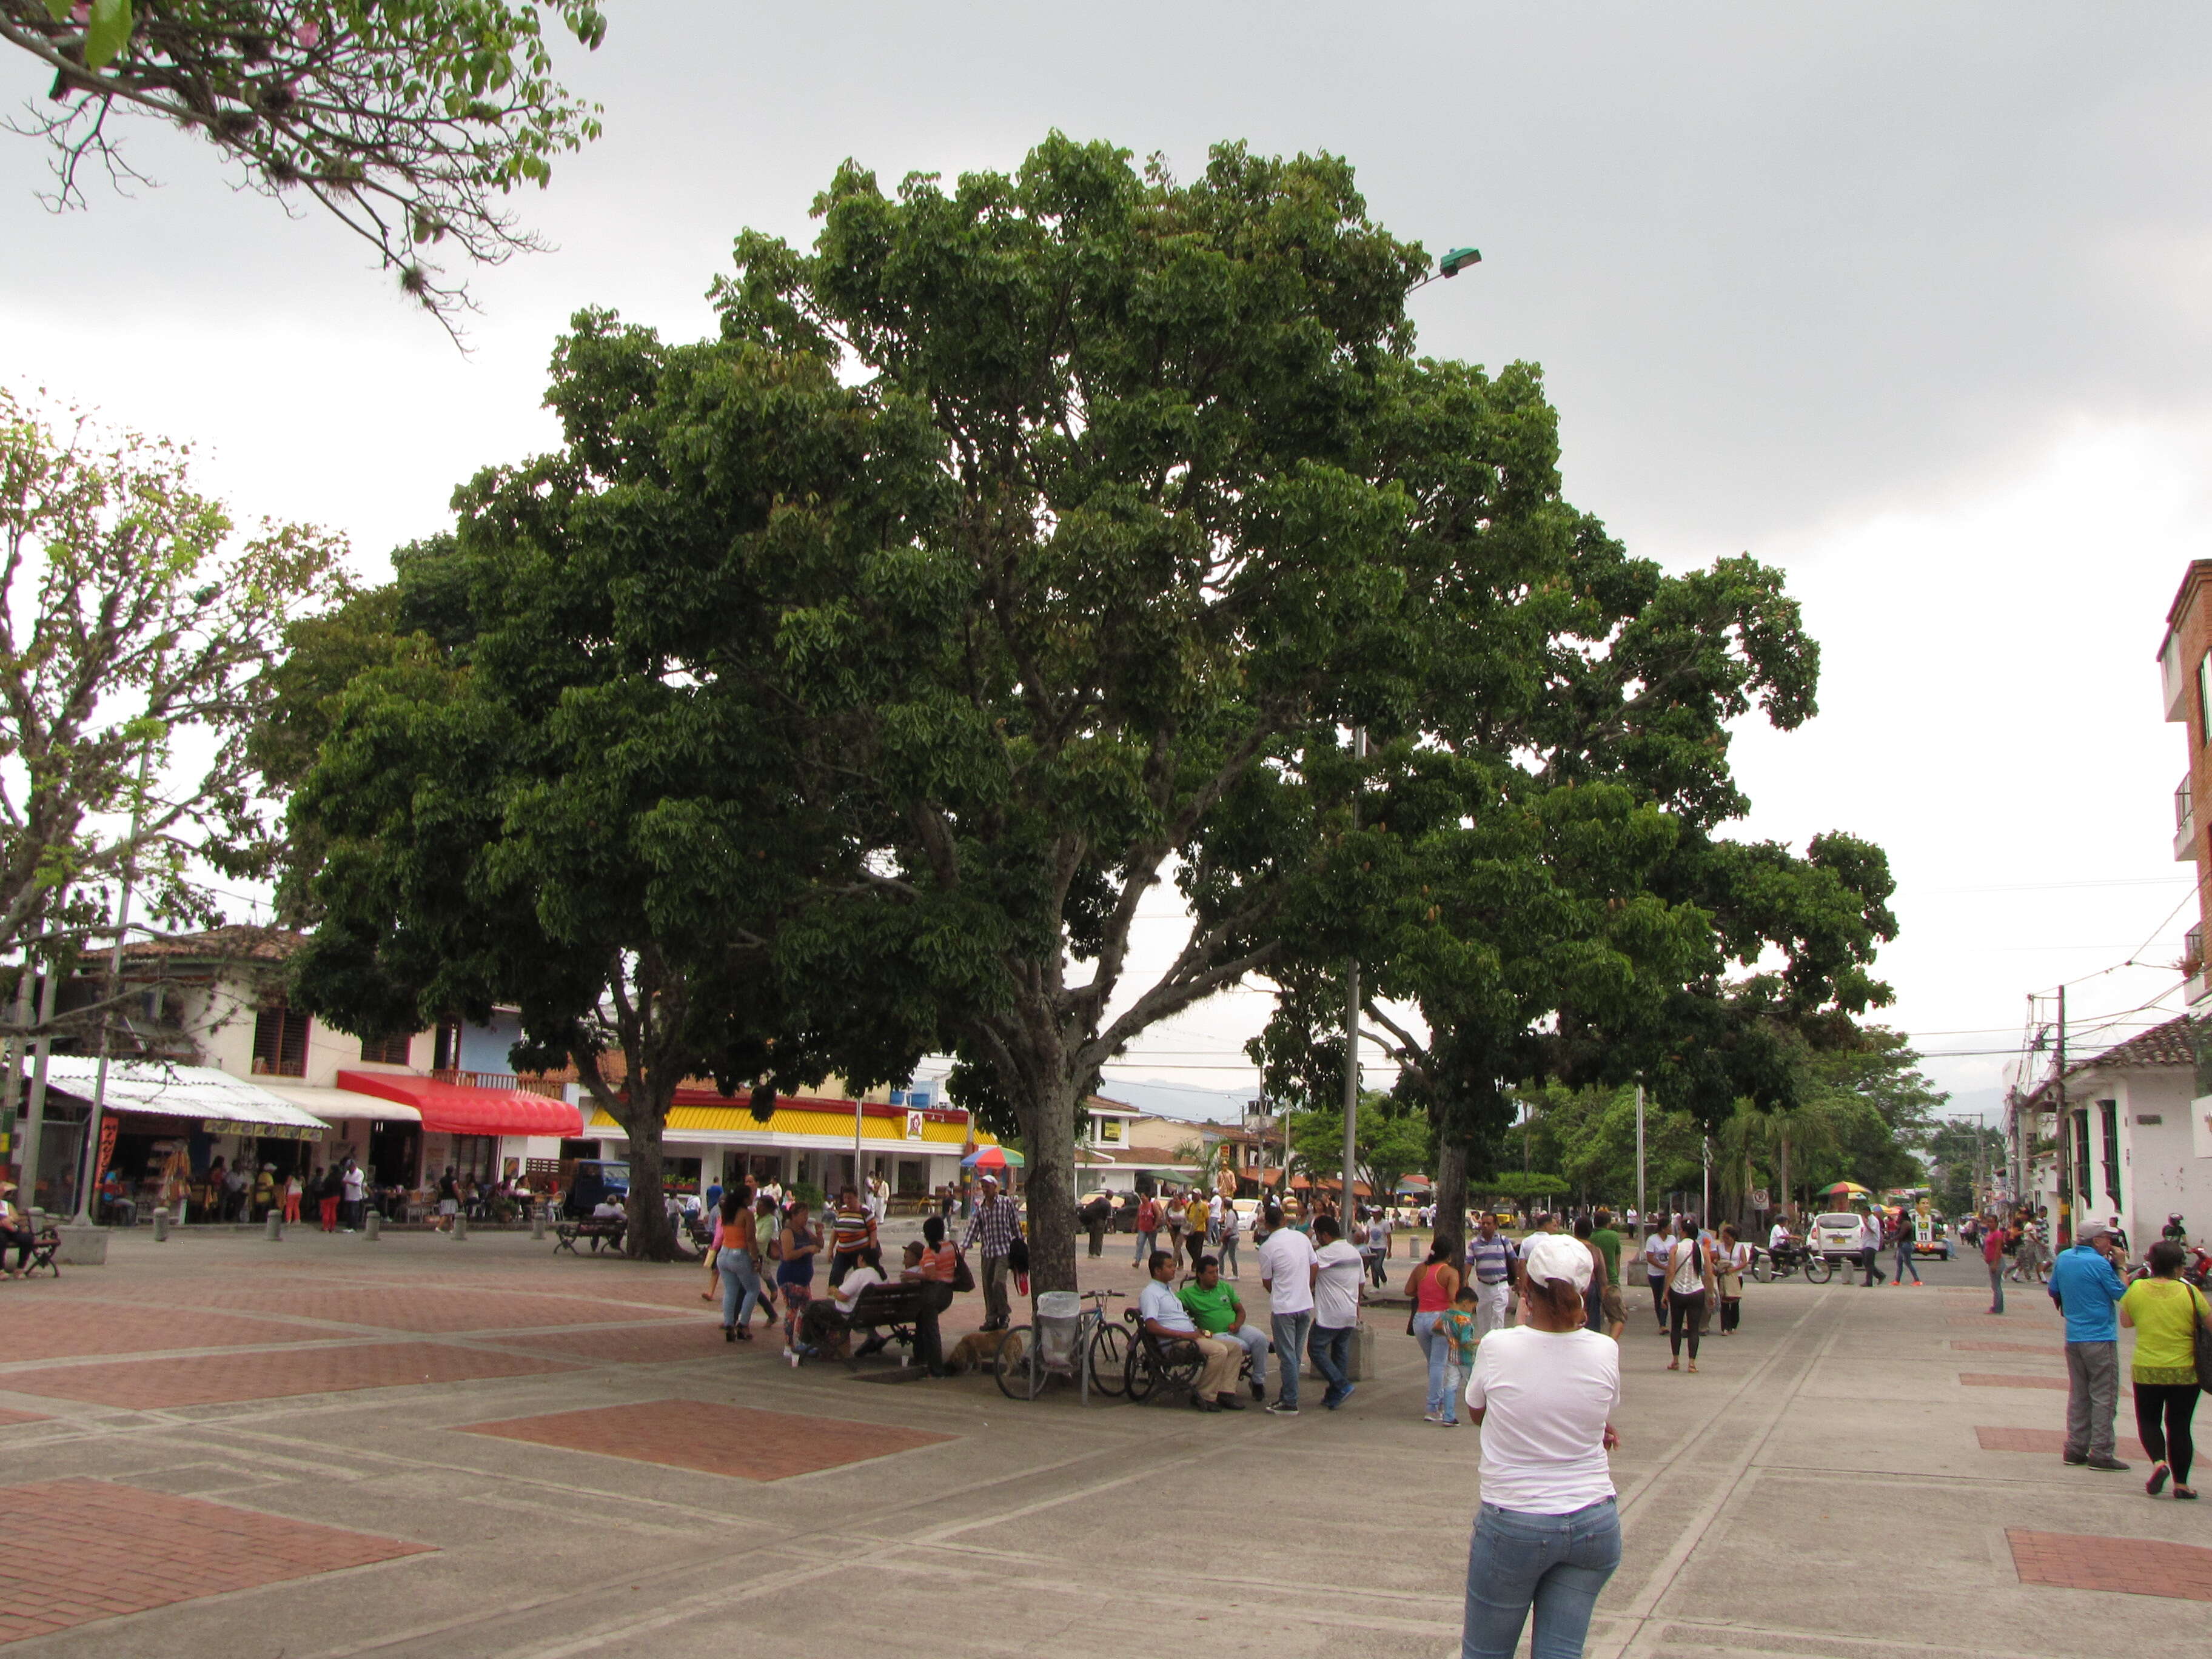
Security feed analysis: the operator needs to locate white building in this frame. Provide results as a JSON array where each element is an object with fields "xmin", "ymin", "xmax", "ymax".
[{"xmin": 2019, "ymin": 1016, "xmax": 2212, "ymax": 1249}]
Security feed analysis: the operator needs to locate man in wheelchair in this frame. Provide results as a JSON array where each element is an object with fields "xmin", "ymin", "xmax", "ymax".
[
  {"xmin": 1139, "ymin": 1248, "xmax": 1247, "ymax": 1412},
  {"xmin": 1181, "ymin": 1252, "xmax": 1269, "ymax": 1401}
]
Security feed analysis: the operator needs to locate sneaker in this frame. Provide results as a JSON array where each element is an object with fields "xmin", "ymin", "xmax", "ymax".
[
  {"xmin": 1334, "ymin": 1383, "xmax": 1356, "ymax": 1409},
  {"xmin": 1265, "ymin": 1400, "xmax": 1299, "ymax": 1416},
  {"xmin": 2062, "ymin": 1450, "xmax": 2088, "ymax": 1466},
  {"xmin": 1216, "ymin": 1394, "xmax": 1247, "ymax": 1411},
  {"xmin": 1440, "ymin": 1416, "xmax": 1458, "ymax": 1427},
  {"xmin": 1423, "ymin": 1410, "xmax": 1443, "ymax": 1424},
  {"xmin": 2086, "ymin": 1455, "xmax": 2132, "ymax": 1472}
]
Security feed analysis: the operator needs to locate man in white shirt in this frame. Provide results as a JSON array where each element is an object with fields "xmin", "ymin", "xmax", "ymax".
[
  {"xmin": 1768, "ymin": 1217, "xmax": 1792, "ymax": 1250},
  {"xmin": 1856, "ymin": 1209, "xmax": 1886, "ymax": 1287},
  {"xmin": 339, "ymin": 1160, "xmax": 366, "ymax": 1232},
  {"xmin": 1138, "ymin": 1249, "xmax": 1243, "ymax": 1412},
  {"xmin": 1641, "ymin": 1222, "xmax": 1674, "ymax": 1330},
  {"xmin": 1362, "ymin": 1207, "xmax": 1393, "ymax": 1287},
  {"xmin": 1256, "ymin": 1207, "xmax": 1318, "ymax": 1416},
  {"xmin": 1308, "ymin": 1215, "xmax": 1364, "ymax": 1410}
]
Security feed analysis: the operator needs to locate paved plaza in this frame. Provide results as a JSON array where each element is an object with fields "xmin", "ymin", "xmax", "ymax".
[{"xmin": 0, "ymin": 1229, "xmax": 2207, "ymax": 1656}]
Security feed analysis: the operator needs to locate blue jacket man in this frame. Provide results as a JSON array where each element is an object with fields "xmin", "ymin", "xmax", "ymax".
[{"xmin": 2048, "ymin": 1220, "xmax": 2130, "ymax": 1469}]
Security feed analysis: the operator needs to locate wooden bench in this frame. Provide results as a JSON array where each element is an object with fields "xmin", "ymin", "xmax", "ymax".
[
  {"xmin": 826, "ymin": 1279, "xmax": 933, "ymax": 1369},
  {"xmin": 554, "ymin": 1218, "xmax": 626, "ymax": 1255},
  {"xmin": 4, "ymin": 1225, "xmax": 61, "ymax": 1279}
]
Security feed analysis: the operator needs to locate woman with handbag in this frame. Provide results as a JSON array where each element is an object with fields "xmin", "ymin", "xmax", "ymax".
[
  {"xmin": 2119, "ymin": 1238, "xmax": 2212, "ymax": 1499},
  {"xmin": 1665, "ymin": 1216, "xmax": 1717, "ymax": 1373}
]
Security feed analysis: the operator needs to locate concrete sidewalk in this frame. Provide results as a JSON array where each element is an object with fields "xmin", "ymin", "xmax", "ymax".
[{"xmin": 0, "ymin": 1231, "xmax": 2202, "ymax": 1656}]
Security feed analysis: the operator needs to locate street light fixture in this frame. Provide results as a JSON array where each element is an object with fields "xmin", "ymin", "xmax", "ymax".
[{"xmin": 1438, "ymin": 247, "xmax": 1482, "ymax": 277}]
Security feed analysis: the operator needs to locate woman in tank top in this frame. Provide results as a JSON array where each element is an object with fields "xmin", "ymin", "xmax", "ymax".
[{"xmin": 1409, "ymin": 1235, "xmax": 1464, "ymax": 1424}]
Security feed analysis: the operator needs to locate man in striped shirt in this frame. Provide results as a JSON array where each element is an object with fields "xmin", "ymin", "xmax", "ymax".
[
  {"xmin": 827, "ymin": 1187, "xmax": 878, "ymax": 1288},
  {"xmin": 1463, "ymin": 1218, "xmax": 1518, "ymax": 1345}
]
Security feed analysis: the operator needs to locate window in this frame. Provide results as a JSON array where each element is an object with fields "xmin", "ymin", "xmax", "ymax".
[
  {"xmin": 432, "ymin": 1016, "xmax": 464, "ymax": 1072},
  {"xmin": 1099, "ymin": 1118, "xmax": 1124, "ymax": 1144},
  {"xmin": 251, "ymin": 1003, "xmax": 310, "ymax": 1077},
  {"xmin": 360, "ymin": 1031, "xmax": 412, "ymax": 1065},
  {"xmin": 2071, "ymin": 1110, "xmax": 2092, "ymax": 1206},
  {"xmin": 2199, "ymin": 652, "xmax": 2211, "ymax": 748},
  {"xmin": 2099, "ymin": 1099, "xmax": 2121, "ymax": 1206}
]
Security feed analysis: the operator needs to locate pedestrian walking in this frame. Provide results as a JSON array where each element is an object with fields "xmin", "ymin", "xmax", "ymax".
[
  {"xmin": 1857, "ymin": 1208, "xmax": 1886, "ymax": 1287},
  {"xmin": 318, "ymin": 1165, "xmax": 343, "ymax": 1233},
  {"xmin": 2120, "ymin": 1239, "xmax": 2210, "ymax": 1498},
  {"xmin": 1219, "ymin": 1196, "xmax": 1241, "ymax": 1279},
  {"xmin": 281, "ymin": 1169, "xmax": 303, "ymax": 1226},
  {"xmin": 1133, "ymin": 1191, "xmax": 1161, "ymax": 1267},
  {"xmin": 714, "ymin": 1187, "xmax": 764, "ymax": 1341},
  {"xmin": 1641, "ymin": 1221, "xmax": 1672, "ymax": 1331},
  {"xmin": 1572, "ymin": 1215, "xmax": 1607, "ymax": 1333},
  {"xmin": 1465, "ymin": 1217, "xmax": 1518, "ymax": 1344},
  {"xmin": 776, "ymin": 1198, "xmax": 821, "ymax": 1362},
  {"xmin": 1309, "ymin": 1215, "xmax": 1364, "ymax": 1411},
  {"xmin": 1257, "ymin": 1205, "xmax": 1319, "ymax": 1416},
  {"xmin": 1438, "ymin": 1283, "xmax": 1478, "ymax": 1426},
  {"xmin": 1891, "ymin": 1210, "xmax": 1922, "ymax": 1286},
  {"xmin": 1982, "ymin": 1212, "xmax": 2006, "ymax": 1314},
  {"xmin": 1364, "ymin": 1207, "xmax": 1393, "ymax": 1288},
  {"xmin": 1717, "ymin": 1224, "xmax": 1749, "ymax": 1333},
  {"xmin": 1407, "ymin": 1232, "xmax": 1465, "ymax": 1424},
  {"xmin": 1458, "ymin": 1232, "xmax": 1623, "ymax": 1659},
  {"xmin": 1589, "ymin": 1209, "xmax": 1626, "ymax": 1339},
  {"xmin": 2049, "ymin": 1219, "xmax": 2131, "ymax": 1470},
  {"xmin": 1664, "ymin": 1216, "xmax": 1716, "ymax": 1373},
  {"xmin": 960, "ymin": 1175, "xmax": 1022, "ymax": 1332}
]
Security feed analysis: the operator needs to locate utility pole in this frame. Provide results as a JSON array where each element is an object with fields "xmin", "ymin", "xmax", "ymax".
[
  {"xmin": 1341, "ymin": 725, "xmax": 1366, "ymax": 1231},
  {"xmin": 1635, "ymin": 1082, "xmax": 1646, "ymax": 1227},
  {"xmin": 2053, "ymin": 985, "xmax": 2069, "ymax": 1246}
]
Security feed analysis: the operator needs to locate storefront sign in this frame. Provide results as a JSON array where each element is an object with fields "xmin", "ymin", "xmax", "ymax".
[
  {"xmin": 201, "ymin": 1119, "xmax": 323, "ymax": 1141},
  {"xmin": 905, "ymin": 1110, "xmax": 925, "ymax": 1141},
  {"xmin": 96, "ymin": 1114, "xmax": 119, "ymax": 1176}
]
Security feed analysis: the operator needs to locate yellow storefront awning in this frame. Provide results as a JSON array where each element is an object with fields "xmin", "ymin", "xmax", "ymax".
[{"xmin": 588, "ymin": 1104, "xmax": 997, "ymax": 1149}]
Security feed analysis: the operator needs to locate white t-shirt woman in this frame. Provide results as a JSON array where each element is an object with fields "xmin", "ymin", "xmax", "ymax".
[{"xmin": 1460, "ymin": 1232, "xmax": 1623, "ymax": 1659}]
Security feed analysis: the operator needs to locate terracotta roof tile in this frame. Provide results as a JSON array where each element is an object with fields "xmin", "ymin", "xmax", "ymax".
[{"xmin": 120, "ymin": 926, "xmax": 306, "ymax": 964}]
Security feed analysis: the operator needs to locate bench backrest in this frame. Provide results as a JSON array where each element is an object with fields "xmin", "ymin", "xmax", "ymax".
[{"xmin": 845, "ymin": 1281, "xmax": 930, "ymax": 1319}]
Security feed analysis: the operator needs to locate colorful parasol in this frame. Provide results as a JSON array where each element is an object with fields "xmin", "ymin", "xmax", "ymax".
[{"xmin": 960, "ymin": 1145, "xmax": 1024, "ymax": 1171}]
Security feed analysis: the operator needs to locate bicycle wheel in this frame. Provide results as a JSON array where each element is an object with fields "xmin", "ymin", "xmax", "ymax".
[
  {"xmin": 994, "ymin": 1324, "xmax": 1041, "ymax": 1400},
  {"xmin": 1088, "ymin": 1319, "xmax": 1129, "ymax": 1397},
  {"xmin": 1124, "ymin": 1333, "xmax": 1159, "ymax": 1402},
  {"xmin": 1805, "ymin": 1255, "xmax": 1832, "ymax": 1284}
]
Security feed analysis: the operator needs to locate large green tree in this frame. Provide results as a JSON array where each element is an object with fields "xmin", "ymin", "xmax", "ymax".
[{"xmin": 1, "ymin": 0, "xmax": 606, "ymax": 325}]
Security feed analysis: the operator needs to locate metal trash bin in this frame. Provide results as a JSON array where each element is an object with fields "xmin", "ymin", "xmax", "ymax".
[{"xmin": 1034, "ymin": 1290, "xmax": 1082, "ymax": 1369}]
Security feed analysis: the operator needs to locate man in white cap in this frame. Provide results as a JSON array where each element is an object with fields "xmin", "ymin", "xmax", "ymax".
[{"xmin": 961, "ymin": 1173, "xmax": 1022, "ymax": 1332}]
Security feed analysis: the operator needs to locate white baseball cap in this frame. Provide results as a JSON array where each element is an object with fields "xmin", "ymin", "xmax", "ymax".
[{"xmin": 1520, "ymin": 1232, "xmax": 1594, "ymax": 1294}]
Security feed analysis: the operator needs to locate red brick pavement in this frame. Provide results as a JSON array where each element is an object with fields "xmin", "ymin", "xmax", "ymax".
[
  {"xmin": 6, "ymin": 1342, "xmax": 580, "ymax": 1409},
  {"xmin": 2008, "ymin": 1529, "xmax": 2212, "ymax": 1600},
  {"xmin": 1960, "ymin": 1372, "xmax": 2070, "ymax": 1391},
  {"xmin": 521, "ymin": 1322, "xmax": 745, "ymax": 1364},
  {"xmin": 127, "ymin": 1285, "xmax": 694, "ymax": 1333},
  {"xmin": 0, "ymin": 1478, "xmax": 431, "ymax": 1644},
  {"xmin": 1977, "ymin": 1426, "xmax": 2149, "ymax": 1460},
  {"xmin": 460, "ymin": 1398, "xmax": 956, "ymax": 1480},
  {"xmin": 1947, "ymin": 1314, "xmax": 2060, "ymax": 1329},
  {"xmin": 0, "ymin": 1407, "xmax": 50, "ymax": 1426},
  {"xmin": 1950, "ymin": 1341, "xmax": 2064, "ymax": 1355},
  {"xmin": 0, "ymin": 1301, "xmax": 317, "ymax": 1360}
]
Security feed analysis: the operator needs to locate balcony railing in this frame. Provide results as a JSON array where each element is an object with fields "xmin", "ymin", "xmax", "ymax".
[
  {"xmin": 2179, "ymin": 776, "xmax": 2195, "ymax": 831},
  {"xmin": 2185, "ymin": 924, "xmax": 2205, "ymax": 981},
  {"xmin": 432, "ymin": 1068, "xmax": 569, "ymax": 1100}
]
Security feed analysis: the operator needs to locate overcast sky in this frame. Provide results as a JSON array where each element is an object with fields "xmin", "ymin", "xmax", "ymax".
[{"xmin": 9, "ymin": 3, "xmax": 2211, "ymax": 1121}]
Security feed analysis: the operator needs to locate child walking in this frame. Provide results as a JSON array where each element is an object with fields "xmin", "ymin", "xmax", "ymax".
[{"xmin": 1437, "ymin": 1283, "xmax": 1480, "ymax": 1428}]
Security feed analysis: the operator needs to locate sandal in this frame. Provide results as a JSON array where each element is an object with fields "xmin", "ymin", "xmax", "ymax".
[
  {"xmin": 1687, "ymin": 1362, "xmax": 1698, "ymax": 1373},
  {"xmin": 2175, "ymin": 1486, "xmax": 2198, "ymax": 1501},
  {"xmin": 1666, "ymin": 1359, "xmax": 1678, "ymax": 1371},
  {"xmin": 2149, "ymin": 1461, "xmax": 2171, "ymax": 1496}
]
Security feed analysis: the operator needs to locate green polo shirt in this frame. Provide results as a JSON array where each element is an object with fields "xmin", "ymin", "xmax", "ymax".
[
  {"xmin": 1590, "ymin": 1228, "xmax": 1622, "ymax": 1285},
  {"xmin": 1179, "ymin": 1279, "xmax": 1243, "ymax": 1335}
]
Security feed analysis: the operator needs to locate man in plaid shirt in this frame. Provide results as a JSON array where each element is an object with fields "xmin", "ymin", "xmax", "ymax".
[{"xmin": 962, "ymin": 1175, "xmax": 1023, "ymax": 1330}]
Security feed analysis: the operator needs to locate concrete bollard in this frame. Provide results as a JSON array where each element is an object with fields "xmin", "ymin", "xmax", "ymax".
[
  {"xmin": 264, "ymin": 1211, "xmax": 283, "ymax": 1242},
  {"xmin": 364, "ymin": 1209, "xmax": 381, "ymax": 1241},
  {"xmin": 451, "ymin": 1211, "xmax": 468, "ymax": 1241},
  {"xmin": 152, "ymin": 1206, "xmax": 169, "ymax": 1242},
  {"xmin": 530, "ymin": 1202, "xmax": 545, "ymax": 1241},
  {"xmin": 1344, "ymin": 1323, "xmax": 1378, "ymax": 1382}
]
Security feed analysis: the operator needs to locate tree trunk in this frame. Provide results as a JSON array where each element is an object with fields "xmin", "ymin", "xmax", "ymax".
[
  {"xmin": 1017, "ymin": 1072, "xmax": 1081, "ymax": 1304},
  {"xmin": 1778, "ymin": 1130, "xmax": 1792, "ymax": 1228},
  {"xmin": 1432, "ymin": 1136, "xmax": 1469, "ymax": 1247},
  {"xmin": 617, "ymin": 1093, "xmax": 682, "ymax": 1262}
]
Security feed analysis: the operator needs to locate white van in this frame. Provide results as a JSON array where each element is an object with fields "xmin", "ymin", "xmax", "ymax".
[{"xmin": 1813, "ymin": 1212, "xmax": 1867, "ymax": 1261}]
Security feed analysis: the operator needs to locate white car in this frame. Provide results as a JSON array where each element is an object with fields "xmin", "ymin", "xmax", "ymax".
[{"xmin": 1813, "ymin": 1212, "xmax": 1868, "ymax": 1261}]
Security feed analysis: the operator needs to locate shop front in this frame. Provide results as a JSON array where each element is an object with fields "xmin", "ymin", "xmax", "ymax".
[{"xmin": 36, "ymin": 1059, "xmax": 332, "ymax": 1222}]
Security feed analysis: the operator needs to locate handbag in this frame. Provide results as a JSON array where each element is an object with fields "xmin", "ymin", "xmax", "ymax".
[
  {"xmin": 952, "ymin": 1249, "xmax": 976, "ymax": 1294},
  {"xmin": 2191, "ymin": 1285, "xmax": 2212, "ymax": 1397}
]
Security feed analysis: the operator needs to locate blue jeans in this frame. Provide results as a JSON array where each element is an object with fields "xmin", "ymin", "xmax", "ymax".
[
  {"xmin": 1309, "ymin": 1323, "xmax": 1352, "ymax": 1404},
  {"xmin": 1270, "ymin": 1310, "xmax": 1312, "ymax": 1408},
  {"xmin": 718, "ymin": 1251, "xmax": 762, "ymax": 1329},
  {"xmin": 1988, "ymin": 1262, "xmax": 2004, "ymax": 1313},
  {"xmin": 1413, "ymin": 1310, "xmax": 1450, "ymax": 1415},
  {"xmin": 1895, "ymin": 1242, "xmax": 1919, "ymax": 1282},
  {"xmin": 1463, "ymin": 1498, "xmax": 1621, "ymax": 1659}
]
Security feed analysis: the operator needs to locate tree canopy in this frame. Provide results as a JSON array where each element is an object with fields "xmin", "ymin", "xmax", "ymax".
[
  {"xmin": 1, "ymin": 0, "xmax": 606, "ymax": 325},
  {"xmin": 0, "ymin": 387, "xmax": 344, "ymax": 1014}
]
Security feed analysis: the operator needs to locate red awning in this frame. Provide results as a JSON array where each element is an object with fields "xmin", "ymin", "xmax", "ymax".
[{"xmin": 336, "ymin": 1070, "xmax": 581, "ymax": 1138}]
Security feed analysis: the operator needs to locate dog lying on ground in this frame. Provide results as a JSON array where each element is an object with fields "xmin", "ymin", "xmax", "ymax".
[{"xmin": 947, "ymin": 1326, "xmax": 1024, "ymax": 1375}]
